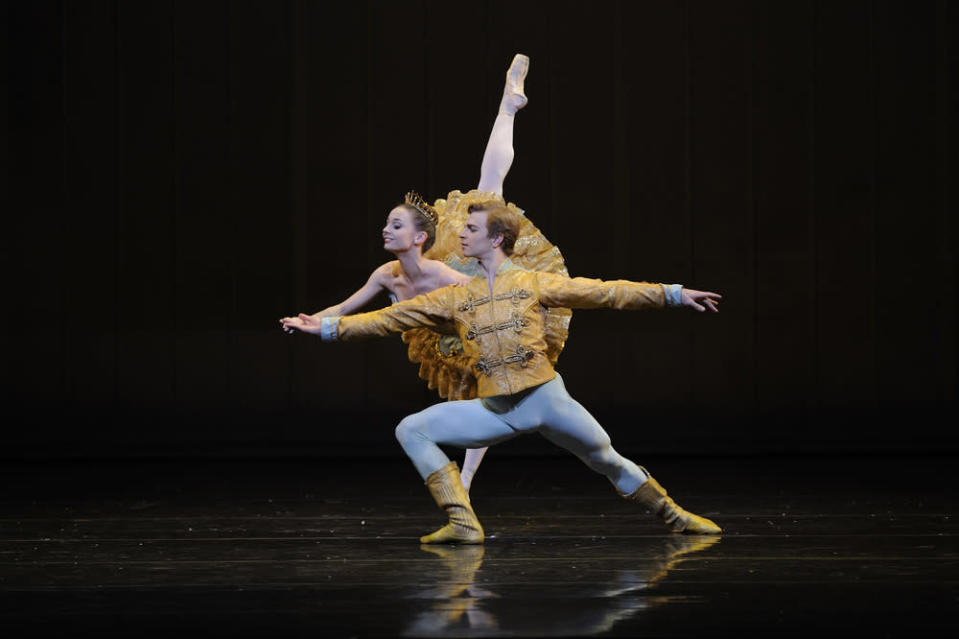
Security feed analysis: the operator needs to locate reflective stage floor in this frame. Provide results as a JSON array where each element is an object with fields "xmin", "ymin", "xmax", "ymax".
[{"xmin": 1, "ymin": 455, "xmax": 956, "ymax": 637}]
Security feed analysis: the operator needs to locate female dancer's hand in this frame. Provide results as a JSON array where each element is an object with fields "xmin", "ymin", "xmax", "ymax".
[{"xmin": 279, "ymin": 313, "xmax": 323, "ymax": 334}]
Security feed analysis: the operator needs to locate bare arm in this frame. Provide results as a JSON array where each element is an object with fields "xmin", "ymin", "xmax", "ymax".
[
  {"xmin": 280, "ymin": 264, "xmax": 390, "ymax": 334},
  {"xmin": 311, "ymin": 264, "xmax": 391, "ymax": 319}
]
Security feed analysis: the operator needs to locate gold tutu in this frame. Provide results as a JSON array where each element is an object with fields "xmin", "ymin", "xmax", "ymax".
[{"xmin": 401, "ymin": 189, "xmax": 573, "ymax": 401}]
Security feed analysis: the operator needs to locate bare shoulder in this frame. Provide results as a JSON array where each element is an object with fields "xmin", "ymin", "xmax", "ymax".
[
  {"xmin": 372, "ymin": 261, "xmax": 400, "ymax": 284},
  {"xmin": 430, "ymin": 260, "xmax": 471, "ymax": 286},
  {"xmin": 374, "ymin": 261, "xmax": 400, "ymax": 276}
]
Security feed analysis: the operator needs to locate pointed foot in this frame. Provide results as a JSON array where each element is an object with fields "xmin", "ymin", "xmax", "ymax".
[
  {"xmin": 500, "ymin": 53, "xmax": 530, "ymax": 115},
  {"xmin": 420, "ymin": 524, "xmax": 485, "ymax": 545},
  {"xmin": 674, "ymin": 513, "xmax": 722, "ymax": 535}
]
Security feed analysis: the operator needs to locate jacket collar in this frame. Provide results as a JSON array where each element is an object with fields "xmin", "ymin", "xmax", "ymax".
[{"xmin": 495, "ymin": 258, "xmax": 517, "ymax": 275}]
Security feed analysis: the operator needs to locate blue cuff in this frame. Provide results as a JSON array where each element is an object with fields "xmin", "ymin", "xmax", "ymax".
[
  {"xmin": 320, "ymin": 316, "xmax": 340, "ymax": 342},
  {"xmin": 664, "ymin": 284, "xmax": 683, "ymax": 307}
]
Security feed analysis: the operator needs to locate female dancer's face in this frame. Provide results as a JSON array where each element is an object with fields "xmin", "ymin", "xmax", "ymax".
[{"xmin": 382, "ymin": 206, "xmax": 422, "ymax": 254}]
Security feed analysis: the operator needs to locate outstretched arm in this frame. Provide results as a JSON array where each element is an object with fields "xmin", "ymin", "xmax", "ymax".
[
  {"xmin": 534, "ymin": 272, "xmax": 721, "ymax": 312},
  {"xmin": 477, "ymin": 54, "xmax": 529, "ymax": 196},
  {"xmin": 314, "ymin": 264, "xmax": 392, "ymax": 318},
  {"xmin": 282, "ymin": 286, "xmax": 456, "ymax": 340},
  {"xmin": 280, "ymin": 265, "xmax": 389, "ymax": 334}
]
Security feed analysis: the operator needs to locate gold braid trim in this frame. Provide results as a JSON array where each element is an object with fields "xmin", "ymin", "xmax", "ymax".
[
  {"xmin": 403, "ymin": 189, "xmax": 572, "ymax": 401},
  {"xmin": 427, "ymin": 189, "xmax": 572, "ymax": 365}
]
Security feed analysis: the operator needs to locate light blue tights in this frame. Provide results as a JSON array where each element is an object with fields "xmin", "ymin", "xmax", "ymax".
[{"xmin": 394, "ymin": 373, "xmax": 649, "ymax": 494}]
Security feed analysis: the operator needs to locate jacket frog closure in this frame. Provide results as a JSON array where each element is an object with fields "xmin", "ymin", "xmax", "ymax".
[{"xmin": 323, "ymin": 260, "xmax": 669, "ymax": 398}]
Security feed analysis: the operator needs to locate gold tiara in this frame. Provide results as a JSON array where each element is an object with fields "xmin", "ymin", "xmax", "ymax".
[{"xmin": 404, "ymin": 191, "xmax": 438, "ymax": 227}]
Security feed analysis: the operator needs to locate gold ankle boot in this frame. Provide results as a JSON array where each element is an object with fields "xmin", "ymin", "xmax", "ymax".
[
  {"xmin": 420, "ymin": 461, "xmax": 485, "ymax": 544},
  {"xmin": 626, "ymin": 476, "xmax": 722, "ymax": 534}
]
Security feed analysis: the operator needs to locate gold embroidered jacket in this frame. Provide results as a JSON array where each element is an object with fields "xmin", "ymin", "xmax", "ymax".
[{"xmin": 322, "ymin": 260, "xmax": 675, "ymax": 398}]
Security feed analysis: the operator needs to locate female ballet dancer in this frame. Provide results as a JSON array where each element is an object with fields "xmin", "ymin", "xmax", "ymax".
[{"xmin": 281, "ymin": 54, "xmax": 572, "ymax": 492}]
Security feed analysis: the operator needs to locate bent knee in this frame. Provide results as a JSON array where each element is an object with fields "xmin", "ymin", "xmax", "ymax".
[
  {"xmin": 394, "ymin": 419, "xmax": 413, "ymax": 444},
  {"xmin": 395, "ymin": 415, "xmax": 428, "ymax": 445}
]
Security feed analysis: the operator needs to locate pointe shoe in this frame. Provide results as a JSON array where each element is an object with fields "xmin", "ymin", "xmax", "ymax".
[
  {"xmin": 625, "ymin": 475, "xmax": 722, "ymax": 534},
  {"xmin": 499, "ymin": 53, "xmax": 529, "ymax": 115},
  {"xmin": 420, "ymin": 461, "xmax": 485, "ymax": 544}
]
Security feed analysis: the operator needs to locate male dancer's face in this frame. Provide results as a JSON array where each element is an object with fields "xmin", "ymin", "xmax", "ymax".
[{"xmin": 459, "ymin": 210, "xmax": 500, "ymax": 259}]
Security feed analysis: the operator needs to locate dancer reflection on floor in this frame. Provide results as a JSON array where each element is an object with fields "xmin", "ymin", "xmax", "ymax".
[
  {"xmin": 404, "ymin": 536, "xmax": 720, "ymax": 637},
  {"xmin": 281, "ymin": 54, "xmax": 571, "ymax": 494},
  {"xmin": 282, "ymin": 202, "xmax": 723, "ymax": 543}
]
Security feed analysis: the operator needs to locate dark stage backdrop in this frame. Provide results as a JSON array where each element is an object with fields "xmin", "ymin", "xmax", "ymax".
[{"xmin": 4, "ymin": 1, "xmax": 957, "ymax": 458}]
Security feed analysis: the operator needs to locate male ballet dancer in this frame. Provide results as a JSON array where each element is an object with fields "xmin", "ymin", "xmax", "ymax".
[{"xmin": 282, "ymin": 201, "xmax": 723, "ymax": 543}]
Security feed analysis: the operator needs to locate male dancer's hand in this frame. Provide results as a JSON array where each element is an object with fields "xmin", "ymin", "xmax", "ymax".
[
  {"xmin": 680, "ymin": 288, "xmax": 721, "ymax": 312},
  {"xmin": 279, "ymin": 313, "xmax": 324, "ymax": 334}
]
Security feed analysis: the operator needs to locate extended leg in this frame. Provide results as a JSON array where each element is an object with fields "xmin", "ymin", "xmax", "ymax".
[
  {"xmin": 516, "ymin": 375, "xmax": 649, "ymax": 495},
  {"xmin": 507, "ymin": 375, "xmax": 721, "ymax": 534},
  {"xmin": 477, "ymin": 54, "xmax": 529, "ymax": 195},
  {"xmin": 461, "ymin": 54, "xmax": 529, "ymax": 487}
]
